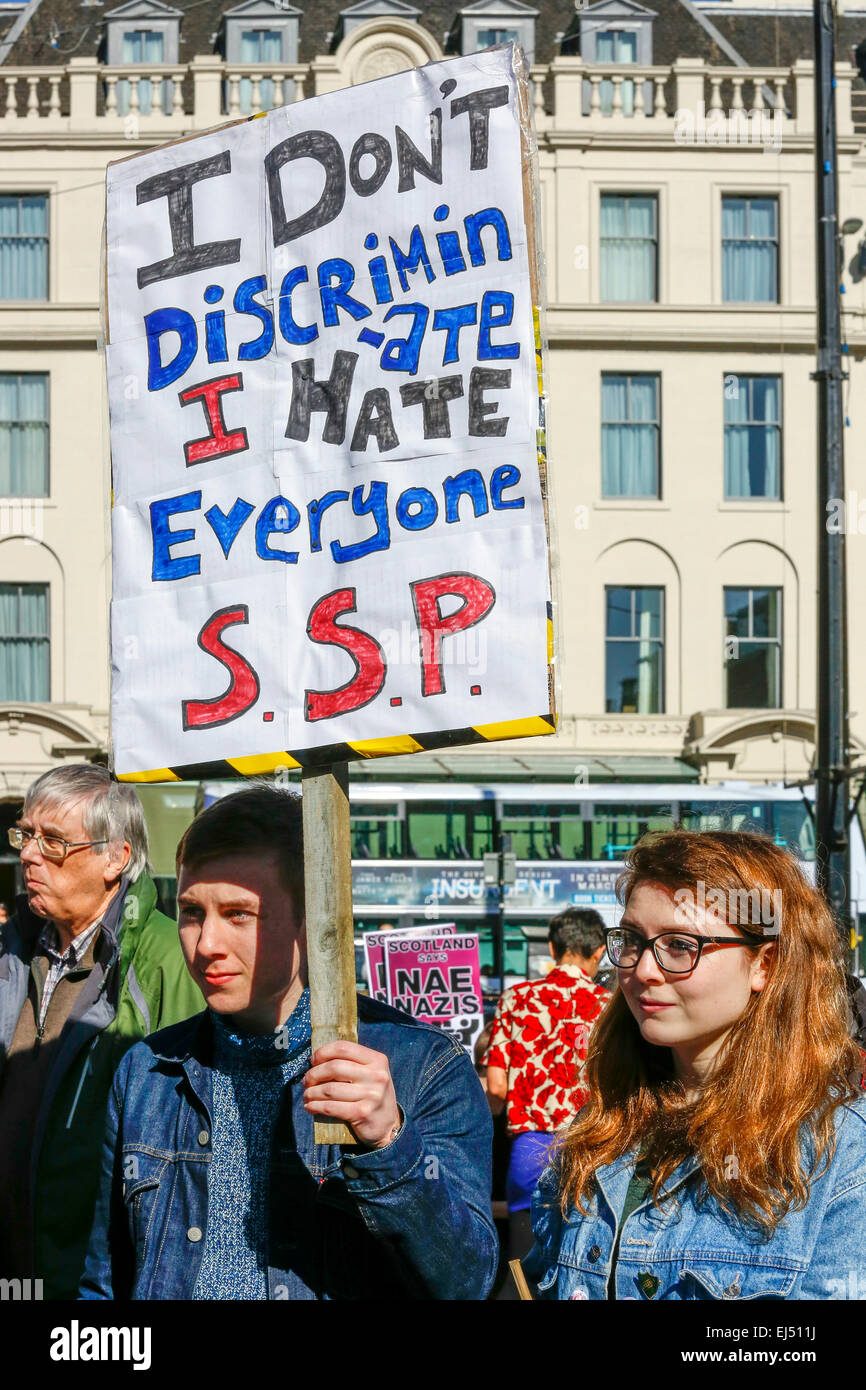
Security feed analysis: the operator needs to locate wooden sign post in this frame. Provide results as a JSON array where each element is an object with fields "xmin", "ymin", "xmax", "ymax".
[{"xmin": 302, "ymin": 762, "xmax": 358, "ymax": 1145}]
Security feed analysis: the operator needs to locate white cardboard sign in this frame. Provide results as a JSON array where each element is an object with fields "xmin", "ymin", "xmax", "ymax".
[{"xmin": 106, "ymin": 46, "xmax": 552, "ymax": 775}]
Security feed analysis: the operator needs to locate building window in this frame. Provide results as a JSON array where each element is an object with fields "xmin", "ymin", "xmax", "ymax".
[
  {"xmin": 0, "ymin": 583, "xmax": 49, "ymax": 702},
  {"xmin": 722, "ymin": 195, "xmax": 779, "ymax": 302},
  {"xmin": 0, "ymin": 374, "xmax": 49, "ymax": 496},
  {"xmin": 724, "ymin": 374, "xmax": 781, "ymax": 499},
  {"xmin": 724, "ymin": 587, "xmax": 781, "ymax": 708},
  {"xmin": 0, "ymin": 195, "xmax": 48, "ymax": 301},
  {"xmin": 601, "ymin": 372, "xmax": 660, "ymax": 497},
  {"xmin": 605, "ymin": 586, "xmax": 664, "ymax": 713},
  {"xmin": 597, "ymin": 29, "xmax": 637, "ymax": 114},
  {"xmin": 477, "ymin": 26, "xmax": 519, "ymax": 45},
  {"xmin": 454, "ymin": 0, "xmax": 538, "ymax": 65},
  {"xmin": 223, "ymin": 0, "xmax": 300, "ymax": 110},
  {"xmin": 600, "ymin": 193, "xmax": 657, "ymax": 301},
  {"xmin": 236, "ymin": 29, "xmax": 282, "ymax": 112},
  {"xmin": 116, "ymin": 30, "xmax": 173, "ymax": 115}
]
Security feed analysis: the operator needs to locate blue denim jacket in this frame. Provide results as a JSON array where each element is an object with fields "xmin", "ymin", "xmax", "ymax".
[
  {"xmin": 79, "ymin": 995, "xmax": 497, "ymax": 1300},
  {"xmin": 524, "ymin": 1095, "xmax": 866, "ymax": 1300}
]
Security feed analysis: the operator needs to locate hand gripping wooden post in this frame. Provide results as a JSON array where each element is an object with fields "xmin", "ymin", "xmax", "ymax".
[{"xmin": 302, "ymin": 761, "xmax": 358, "ymax": 1146}]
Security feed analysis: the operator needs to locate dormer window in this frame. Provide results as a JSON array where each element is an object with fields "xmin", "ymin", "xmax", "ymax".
[
  {"xmin": 579, "ymin": 0, "xmax": 656, "ymax": 116},
  {"xmin": 334, "ymin": 0, "xmax": 421, "ymax": 46},
  {"xmin": 222, "ymin": 0, "xmax": 301, "ymax": 112},
  {"xmin": 451, "ymin": 0, "xmax": 538, "ymax": 66},
  {"xmin": 104, "ymin": 0, "xmax": 181, "ymax": 115}
]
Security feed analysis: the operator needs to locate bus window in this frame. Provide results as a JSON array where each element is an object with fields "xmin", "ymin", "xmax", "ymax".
[
  {"xmin": 501, "ymin": 802, "xmax": 588, "ymax": 860},
  {"xmin": 679, "ymin": 802, "xmax": 767, "ymax": 834},
  {"xmin": 770, "ymin": 802, "xmax": 815, "ymax": 860},
  {"xmin": 589, "ymin": 804, "xmax": 675, "ymax": 860},
  {"xmin": 350, "ymin": 803, "xmax": 404, "ymax": 859},
  {"xmin": 407, "ymin": 802, "xmax": 494, "ymax": 859}
]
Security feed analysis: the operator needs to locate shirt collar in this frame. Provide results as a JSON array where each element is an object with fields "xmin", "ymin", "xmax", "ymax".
[
  {"xmin": 550, "ymin": 961, "xmax": 595, "ymax": 985},
  {"xmin": 38, "ymin": 916, "xmax": 102, "ymax": 966},
  {"xmin": 211, "ymin": 988, "xmax": 312, "ymax": 1069}
]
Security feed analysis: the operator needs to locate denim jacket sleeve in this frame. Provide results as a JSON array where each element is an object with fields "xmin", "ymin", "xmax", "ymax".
[
  {"xmin": 797, "ymin": 1104, "xmax": 866, "ymax": 1299},
  {"xmin": 78, "ymin": 1050, "xmax": 132, "ymax": 1300},
  {"xmin": 339, "ymin": 1037, "xmax": 498, "ymax": 1300},
  {"xmin": 522, "ymin": 1160, "xmax": 563, "ymax": 1298}
]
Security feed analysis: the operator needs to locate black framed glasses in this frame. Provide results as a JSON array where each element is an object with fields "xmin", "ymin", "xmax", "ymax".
[
  {"xmin": 604, "ymin": 925, "xmax": 764, "ymax": 975},
  {"xmin": 8, "ymin": 826, "xmax": 108, "ymax": 863}
]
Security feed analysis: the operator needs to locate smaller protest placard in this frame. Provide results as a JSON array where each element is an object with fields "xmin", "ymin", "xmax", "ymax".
[
  {"xmin": 362, "ymin": 923, "xmax": 455, "ymax": 1001},
  {"xmin": 385, "ymin": 931, "xmax": 483, "ymax": 1055}
]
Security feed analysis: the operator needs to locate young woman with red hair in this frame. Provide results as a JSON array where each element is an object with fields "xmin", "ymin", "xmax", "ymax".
[{"xmin": 524, "ymin": 830, "xmax": 866, "ymax": 1300}]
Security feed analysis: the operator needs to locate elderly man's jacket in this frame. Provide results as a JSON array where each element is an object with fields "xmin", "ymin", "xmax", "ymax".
[{"xmin": 0, "ymin": 874, "xmax": 202, "ymax": 1298}]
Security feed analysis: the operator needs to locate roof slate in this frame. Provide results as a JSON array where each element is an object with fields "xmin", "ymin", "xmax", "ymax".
[
  {"xmin": 5, "ymin": 0, "xmax": 861, "ymax": 67},
  {"xmin": 1, "ymin": 0, "xmax": 864, "ymax": 101}
]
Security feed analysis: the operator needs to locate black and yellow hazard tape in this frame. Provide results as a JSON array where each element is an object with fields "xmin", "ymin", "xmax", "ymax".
[{"xmin": 116, "ymin": 710, "xmax": 557, "ymax": 783}]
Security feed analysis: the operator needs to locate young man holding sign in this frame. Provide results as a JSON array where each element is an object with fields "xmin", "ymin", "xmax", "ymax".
[{"xmin": 80, "ymin": 786, "xmax": 496, "ymax": 1301}]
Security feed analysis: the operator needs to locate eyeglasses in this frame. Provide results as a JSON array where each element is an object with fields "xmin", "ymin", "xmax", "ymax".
[
  {"xmin": 604, "ymin": 925, "xmax": 764, "ymax": 975},
  {"xmin": 8, "ymin": 826, "xmax": 108, "ymax": 863}
]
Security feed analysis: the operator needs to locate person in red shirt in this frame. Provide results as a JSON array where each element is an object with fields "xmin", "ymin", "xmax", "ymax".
[{"xmin": 485, "ymin": 908, "xmax": 612, "ymax": 1280}]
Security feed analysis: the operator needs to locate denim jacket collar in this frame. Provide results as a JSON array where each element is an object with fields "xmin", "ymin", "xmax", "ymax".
[{"xmin": 593, "ymin": 1148, "xmax": 702, "ymax": 1219}]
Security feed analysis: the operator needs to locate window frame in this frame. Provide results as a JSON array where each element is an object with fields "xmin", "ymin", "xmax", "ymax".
[
  {"xmin": 0, "ymin": 371, "xmax": 50, "ymax": 498},
  {"xmin": 599, "ymin": 190, "xmax": 659, "ymax": 304},
  {"xmin": 0, "ymin": 580, "xmax": 51, "ymax": 703},
  {"xmin": 721, "ymin": 193, "xmax": 780, "ymax": 305},
  {"xmin": 723, "ymin": 371, "xmax": 783, "ymax": 501},
  {"xmin": 604, "ymin": 584, "xmax": 666, "ymax": 714},
  {"xmin": 0, "ymin": 193, "xmax": 49, "ymax": 302},
  {"xmin": 600, "ymin": 369, "xmax": 661, "ymax": 499},
  {"xmin": 723, "ymin": 584, "xmax": 783, "ymax": 709}
]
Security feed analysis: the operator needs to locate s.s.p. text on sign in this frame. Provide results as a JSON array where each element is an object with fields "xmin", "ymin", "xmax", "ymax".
[{"xmin": 107, "ymin": 45, "xmax": 552, "ymax": 776}]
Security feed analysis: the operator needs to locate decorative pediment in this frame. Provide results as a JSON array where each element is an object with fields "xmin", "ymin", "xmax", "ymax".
[
  {"xmin": 334, "ymin": 0, "xmax": 422, "ymax": 47},
  {"xmin": 103, "ymin": 0, "xmax": 182, "ymax": 19},
  {"xmin": 222, "ymin": 0, "xmax": 302, "ymax": 20},
  {"xmin": 458, "ymin": 0, "xmax": 538, "ymax": 14},
  {"xmin": 579, "ymin": 0, "xmax": 656, "ymax": 17},
  {"xmin": 340, "ymin": 0, "xmax": 421, "ymax": 18}
]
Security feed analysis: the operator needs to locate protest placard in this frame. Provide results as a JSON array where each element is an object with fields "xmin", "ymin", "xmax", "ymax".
[
  {"xmin": 105, "ymin": 43, "xmax": 554, "ymax": 779},
  {"xmin": 385, "ymin": 930, "xmax": 483, "ymax": 1054},
  {"xmin": 362, "ymin": 921, "xmax": 455, "ymax": 1001}
]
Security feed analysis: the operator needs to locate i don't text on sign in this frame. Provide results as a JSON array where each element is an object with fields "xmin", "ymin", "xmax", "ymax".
[{"xmin": 106, "ymin": 45, "xmax": 554, "ymax": 778}]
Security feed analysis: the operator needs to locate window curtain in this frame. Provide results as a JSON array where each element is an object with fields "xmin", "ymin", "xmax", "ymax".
[
  {"xmin": 118, "ymin": 32, "xmax": 167, "ymax": 116},
  {"xmin": 602, "ymin": 375, "xmax": 658, "ymax": 495},
  {"xmin": 597, "ymin": 30, "xmax": 636, "ymax": 116},
  {"xmin": 0, "ymin": 196, "xmax": 47, "ymax": 300},
  {"xmin": 0, "ymin": 375, "xmax": 48, "ymax": 495},
  {"xmin": 724, "ymin": 377, "xmax": 780, "ymax": 497},
  {"xmin": 240, "ymin": 31, "xmax": 282, "ymax": 113},
  {"xmin": 600, "ymin": 195, "xmax": 654, "ymax": 300},
  {"xmin": 0, "ymin": 585, "xmax": 49, "ymax": 701},
  {"xmin": 722, "ymin": 198, "xmax": 777, "ymax": 302}
]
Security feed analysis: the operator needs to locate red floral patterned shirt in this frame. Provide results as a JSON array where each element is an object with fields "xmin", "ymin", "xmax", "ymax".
[{"xmin": 484, "ymin": 964, "xmax": 612, "ymax": 1135}]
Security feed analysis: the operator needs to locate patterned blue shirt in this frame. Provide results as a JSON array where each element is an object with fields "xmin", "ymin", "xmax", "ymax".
[{"xmin": 193, "ymin": 989, "xmax": 311, "ymax": 1300}]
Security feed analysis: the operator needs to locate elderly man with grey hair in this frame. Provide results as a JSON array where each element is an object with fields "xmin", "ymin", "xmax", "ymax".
[{"xmin": 0, "ymin": 764, "xmax": 202, "ymax": 1299}]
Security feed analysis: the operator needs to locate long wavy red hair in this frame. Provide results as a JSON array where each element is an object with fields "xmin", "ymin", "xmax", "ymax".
[{"xmin": 557, "ymin": 830, "xmax": 860, "ymax": 1233}]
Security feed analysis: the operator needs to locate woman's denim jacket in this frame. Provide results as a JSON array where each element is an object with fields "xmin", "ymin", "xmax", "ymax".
[
  {"xmin": 524, "ymin": 1095, "xmax": 866, "ymax": 1300},
  {"xmin": 79, "ymin": 995, "xmax": 497, "ymax": 1301}
]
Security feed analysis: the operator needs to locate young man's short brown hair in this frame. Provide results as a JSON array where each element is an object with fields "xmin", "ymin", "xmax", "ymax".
[{"xmin": 176, "ymin": 785, "xmax": 304, "ymax": 910}]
